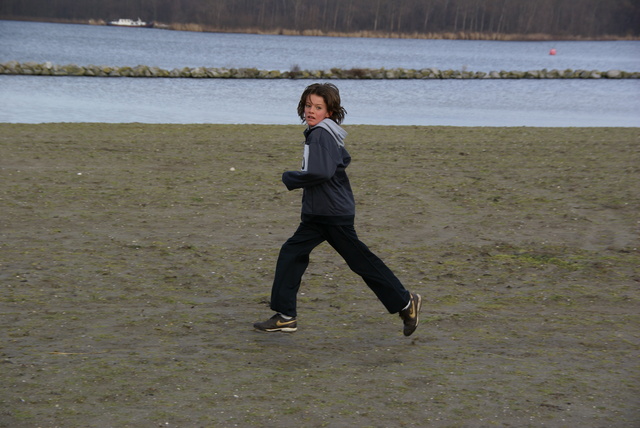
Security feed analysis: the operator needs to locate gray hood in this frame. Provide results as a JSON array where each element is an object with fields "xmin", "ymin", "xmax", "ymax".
[{"xmin": 312, "ymin": 119, "xmax": 347, "ymax": 147}]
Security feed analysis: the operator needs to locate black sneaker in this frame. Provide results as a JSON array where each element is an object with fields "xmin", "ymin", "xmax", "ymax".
[
  {"xmin": 253, "ymin": 313, "xmax": 298, "ymax": 332},
  {"xmin": 399, "ymin": 293, "xmax": 422, "ymax": 336}
]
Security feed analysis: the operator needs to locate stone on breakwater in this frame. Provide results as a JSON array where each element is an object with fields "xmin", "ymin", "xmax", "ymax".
[
  {"xmin": 63, "ymin": 64, "xmax": 86, "ymax": 76},
  {"xmin": 1, "ymin": 62, "xmax": 639, "ymax": 79}
]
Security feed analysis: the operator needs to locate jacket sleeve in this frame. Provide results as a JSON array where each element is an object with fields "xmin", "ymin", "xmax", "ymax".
[{"xmin": 282, "ymin": 129, "xmax": 339, "ymax": 191}]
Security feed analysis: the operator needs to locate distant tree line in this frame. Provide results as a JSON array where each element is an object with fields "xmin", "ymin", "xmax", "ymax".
[{"xmin": 2, "ymin": 0, "xmax": 639, "ymax": 39}]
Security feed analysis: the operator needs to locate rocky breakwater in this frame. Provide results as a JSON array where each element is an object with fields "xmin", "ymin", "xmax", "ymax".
[{"xmin": 1, "ymin": 61, "xmax": 638, "ymax": 79}]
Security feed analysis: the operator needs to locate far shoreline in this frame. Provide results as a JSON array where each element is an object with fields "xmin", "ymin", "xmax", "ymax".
[{"xmin": 2, "ymin": 16, "xmax": 639, "ymax": 41}]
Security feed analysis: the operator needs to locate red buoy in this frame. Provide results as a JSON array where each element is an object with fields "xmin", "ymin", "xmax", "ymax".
[{"xmin": 549, "ymin": 48, "xmax": 557, "ymax": 55}]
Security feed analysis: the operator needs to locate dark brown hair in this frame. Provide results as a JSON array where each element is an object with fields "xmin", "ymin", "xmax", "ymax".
[{"xmin": 297, "ymin": 83, "xmax": 347, "ymax": 125}]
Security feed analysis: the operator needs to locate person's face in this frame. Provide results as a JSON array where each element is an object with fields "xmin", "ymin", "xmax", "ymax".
[{"xmin": 304, "ymin": 94, "xmax": 331, "ymax": 127}]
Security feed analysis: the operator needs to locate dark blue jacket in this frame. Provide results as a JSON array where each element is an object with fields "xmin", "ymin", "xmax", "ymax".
[{"xmin": 282, "ymin": 120, "xmax": 355, "ymax": 225}]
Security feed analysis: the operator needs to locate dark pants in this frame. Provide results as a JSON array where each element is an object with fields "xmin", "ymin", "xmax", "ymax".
[{"xmin": 270, "ymin": 222, "xmax": 411, "ymax": 318}]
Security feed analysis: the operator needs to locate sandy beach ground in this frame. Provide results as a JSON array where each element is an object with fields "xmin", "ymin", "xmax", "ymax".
[{"xmin": 1, "ymin": 124, "xmax": 638, "ymax": 427}]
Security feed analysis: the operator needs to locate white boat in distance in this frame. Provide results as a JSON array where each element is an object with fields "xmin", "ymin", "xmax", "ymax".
[{"xmin": 107, "ymin": 18, "xmax": 154, "ymax": 28}]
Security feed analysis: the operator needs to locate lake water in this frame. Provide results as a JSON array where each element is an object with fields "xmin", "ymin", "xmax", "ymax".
[{"xmin": 1, "ymin": 20, "xmax": 639, "ymax": 126}]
